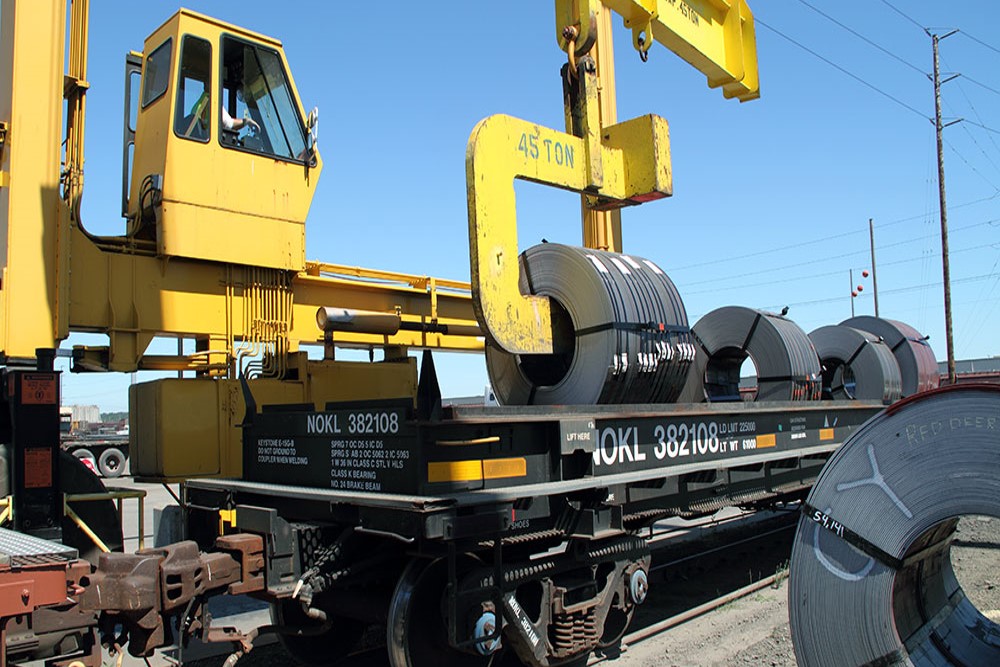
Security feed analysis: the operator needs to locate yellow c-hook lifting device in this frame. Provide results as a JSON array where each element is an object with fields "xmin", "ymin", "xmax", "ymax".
[{"xmin": 467, "ymin": 0, "xmax": 759, "ymax": 355}]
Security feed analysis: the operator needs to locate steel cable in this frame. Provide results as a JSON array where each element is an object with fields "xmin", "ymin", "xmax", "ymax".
[
  {"xmin": 808, "ymin": 325, "xmax": 902, "ymax": 404},
  {"xmin": 485, "ymin": 244, "xmax": 693, "ymax": 405},
  {"xmin": 679, "ymin": 306, "xmax": 821, "ymax": 402},
  {"xmin": 789, "ymin": 385, "xmax": 1000, "ymax": 666},
  {"xmin": 841, "ymin": 316, "xmax": 939, "ymax": 396}
]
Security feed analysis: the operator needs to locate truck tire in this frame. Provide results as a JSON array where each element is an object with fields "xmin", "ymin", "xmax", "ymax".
[
  {"xmin": 71, "ymin": 447, "xmax": 97, "ymax": 473},
  {"xmin": 98, "ymin": 447, "xmax": 127, "ymax": 478}
]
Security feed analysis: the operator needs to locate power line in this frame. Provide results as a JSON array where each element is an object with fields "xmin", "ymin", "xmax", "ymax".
[
  {"xmin": 681, "ymin": 242, "xmax": 988, "ymax": 297},
  {"xmin": 676, "ymin": 217, "xmax": 1000, "ymax": 288},
  {"xmin": 942, "ymin": 61, "xmax": 1000, "ymax": 177},
  {"xmin": 792, "ymin": 0, "xmax": 926, "ymax": 75},
  {"xmin": 878, "ymin": 0, "xmax": 926, "ymax": 32},
  {"xmin": 961, "ymin": 31, "xmax": 1000, "ymax": 56},
  {"xmin": 756, "ymin": 270, "xmax": 998, "ymax": 311},
  {"xmin": 966, "ymin": 120, "xmax": 1000, "ymax": 135},
  {"xmin": 963, "ymin": 75, "xmax": 1000, "ymax": 97},
  {"xmin": 756, "ymin": 18, "xmax": 928, "ymax": 120},
  {"xmin": 945, "ymin": 139, "xmax": 1000, "ymax": 192},
  {"xmin": 668, "ymin": 195, "xmax": 1000, "ymax": 273}
]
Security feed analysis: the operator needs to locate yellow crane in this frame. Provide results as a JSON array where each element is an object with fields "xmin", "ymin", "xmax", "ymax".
[{"xmin": 0, "ymin": 0, "xmax": 757, "ymax": 481}]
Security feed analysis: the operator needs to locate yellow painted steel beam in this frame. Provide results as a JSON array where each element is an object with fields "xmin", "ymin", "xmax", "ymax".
[
  {"xmin": 0, "ymin": 0, "xmax": 71, "ymax": 360},
  {"xmin": 66, "ymin": 226, "xmax": 481, "ymax": 372},
  {"xmin": 581, "ymin": 7, "xmax": 623, "ymax": 253},
  {"xmin": 557, "ymin": 0, "xmax": 759, "ymax": 102},
  {"xmin": 466, "ymin": 113, "xmax": 671, "ymax": 354}
]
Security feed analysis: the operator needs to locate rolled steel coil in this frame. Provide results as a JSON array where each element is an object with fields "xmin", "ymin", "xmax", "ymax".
[
  {"xmin": 840, "ymin": 316, "xmax": 939, "ymax": 396},
  {"xmin": 789, "ymin": 385, "xmax": 1000, "ymax": 666},
  {"xmin": 808, "ymin": 325, "xmax": 902, "ymax": 404},
  {"xmin": 679, "ymin": 306, "xmax": 821, "ymax": 402},
  {"xmin": 485, "ymin": 243, "xmax": 693, "ymax": 405}
]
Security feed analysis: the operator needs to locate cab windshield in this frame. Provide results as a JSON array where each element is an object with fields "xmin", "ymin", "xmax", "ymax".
[{"xmin": 220, "ymin": 36, "xmax": 308, "ymax": 161}]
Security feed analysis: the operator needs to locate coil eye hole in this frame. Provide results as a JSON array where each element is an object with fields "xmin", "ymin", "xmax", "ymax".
[
  {"xmin": 516, "ymin": 299, "xmax": 576, "ymax": 388},
  {"xmin": 892, "ymin": 514, "xmax": 1000, "ymax": 661}
]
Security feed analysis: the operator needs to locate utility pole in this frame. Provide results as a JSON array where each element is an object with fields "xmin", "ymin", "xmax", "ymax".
[
  {"xmin": 932, "ymin": 31, "xmax": 959, "ymax": 385},
  {"xmin": 868, "ymin": 218, "xmax": 879, "ymax": 317},
  {"xmin": 849, "ymin": 269, "xmax": 855, "ymax": 318}
]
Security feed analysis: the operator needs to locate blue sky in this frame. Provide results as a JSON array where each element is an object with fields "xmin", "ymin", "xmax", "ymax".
[{"xmin": 49, "ymin": 1, "xmax": 1000, "ymax": 411}]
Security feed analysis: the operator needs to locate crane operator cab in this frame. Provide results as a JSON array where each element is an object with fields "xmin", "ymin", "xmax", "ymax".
[{"xmin": 126, "ymin": 9, "xmax": 321, "ymax": 270}]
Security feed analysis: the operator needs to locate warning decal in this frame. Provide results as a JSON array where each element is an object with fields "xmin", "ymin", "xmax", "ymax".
[
  {"xmin": 24, "ymin": 448, "xmax": 53, "ymax": 488},
  {"xmin": 22, "ymin": 374, "xmax": 57, "ymax": 404}
]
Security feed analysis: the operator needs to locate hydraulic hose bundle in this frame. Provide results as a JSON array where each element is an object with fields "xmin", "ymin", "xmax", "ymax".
[
  {"xmin": 789, "ymin": 385, "xmax": 1000, "ymax": 666},
  {"xmin": 808, "ymin": 325, "xmax": 902, "ymax": 404},
  {"xmin": 485, "ymin": 243, "xmax": 693, "ymax": 405},
  {"xmin": 841, "ymin": 316, "xmax": 939, "ymax": 396},
  {"xmin": 679, "ymin": 306, "xmax": 821, "ymax": 402}
]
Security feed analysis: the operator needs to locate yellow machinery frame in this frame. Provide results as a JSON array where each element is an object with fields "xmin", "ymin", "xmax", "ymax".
[{"xmin": 0, "ymin": 0, "xmax": 757, "ymax": 480}]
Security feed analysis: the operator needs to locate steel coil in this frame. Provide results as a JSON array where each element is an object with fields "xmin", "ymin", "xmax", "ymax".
[
  {"xmin": 840, "ymin": 316, "xmax": 939, "ymax": 397},
  {"xmin": 808, "ymin": 325, "xmax": 902, "ymax": 404},
  {"xmin": 679, "ymin": 306, "xmax": 821, "ymax": 402},
  {"xmin": 789, "ymin": 385, "xmax": 1000, "ymax": 666},
  {"xmin": 485, "ymin": 243, "xmax": 693, "ymax": 405}
]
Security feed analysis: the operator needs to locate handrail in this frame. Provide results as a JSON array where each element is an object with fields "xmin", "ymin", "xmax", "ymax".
[{"xmin": 64, "ymin": 487, "xmax": 147, "ymax": 552}]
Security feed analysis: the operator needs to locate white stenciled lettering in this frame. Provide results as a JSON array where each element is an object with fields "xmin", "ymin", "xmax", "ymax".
[
  {"xmin": 593, "ymin": 427, "xmax": 643, "ymax": 466},
  {"xmin": 653, "ymin": 422, "xmax": 722, "ymax": 460},
  {"xmin": 306, "ymin": 413, "xmax": 341, "ymax": 435},
  {"xmin": 811, "ymin": 507, "xmax": 875, "ymax": 582}
]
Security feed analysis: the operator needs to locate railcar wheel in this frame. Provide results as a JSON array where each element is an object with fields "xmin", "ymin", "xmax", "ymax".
[
  {"xmin": 387, "ymin": 557, "xmax": 494, "ymax": 667},
  {"xmin": 270, "ymin": 598, "xmax": 364, "ymax": 666}
]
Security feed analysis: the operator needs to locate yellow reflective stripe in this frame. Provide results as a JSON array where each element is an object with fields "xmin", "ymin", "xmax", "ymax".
[
  {"xmin": 483, "ymin": 457, "xmax": 527, "ymax": 480},
  {"xmin": 428, "ymin": 458, "xmax": 527, "ymax": 483},
  {"xmin": 819, "ymin": 428, "xmax": 835, "ymax": 441},
  {"xmin": 428, "ymin": 460, "xmax": 483, "ymax": 483},
  {"xmin": 756, "ymin": 434, "xmax": 776, "ymax": 449}
]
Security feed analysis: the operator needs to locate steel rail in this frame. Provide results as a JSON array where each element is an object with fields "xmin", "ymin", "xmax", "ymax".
[{"xmin": 589, "ymin": 571, "xmax": 788, "ymax": 665}]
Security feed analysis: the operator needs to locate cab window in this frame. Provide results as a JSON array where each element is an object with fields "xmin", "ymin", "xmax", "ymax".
[
  {"xmin": 220, "ymin": 36, "xmax": 308, "ymax": 161},
  {"xmin": 174, "ymin": 35, "xmax": 212, "ymax": 142},
  {"xmin": 141, "ymin": 39, "xmax": 172, "ymax": 107}
]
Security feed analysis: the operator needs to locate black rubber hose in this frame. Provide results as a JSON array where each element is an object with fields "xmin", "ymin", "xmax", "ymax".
[
  {"xmin": 486, "ymin": 244, "xmax": 693, "ymax": 405},
  {"xmin": 679, "ymin": 306, "xmax": 821, "ymax": 402},
  {"xmin": 840, "ymin": 316, "xmax": 939, "ymax": 396},
  {"xmin": 808, "ymin": 325, "xmax": 902, "ymax": 404},
  {"xmin": 789, "ymin": 385, "xmax": 1000, "ymax": 666}
]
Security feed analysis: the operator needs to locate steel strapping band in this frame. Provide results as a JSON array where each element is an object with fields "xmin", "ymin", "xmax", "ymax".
[
  {"xmin": 574, "ymin": 321, "xmax": 690, "ymax": 337},
  {"xmin": 799, "ymin": 502, "xmax": 903, "ymax": 570},
  {"xmin": 844, "ymin": 340, "xmax": 868, "ymax": 368},
  {"xmin": 690, "ymin": 329, "xmax": 710, "ymax": 357},
  {"xmin": 740, "ymin": 311, "xmax": 763, "ymax": 353},
  {"xmin": 889, "ymin": 336, "xmax": 907, "ymax": 353},
  {"xmin": 756, "ymin": 375, "xmax": 814, "ymax": 384}
]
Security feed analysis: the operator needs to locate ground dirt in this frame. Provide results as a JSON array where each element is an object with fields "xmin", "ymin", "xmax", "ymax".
[{"xmin": 594, "ymin": 515, "xmax": 999, "ymax": 667}]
